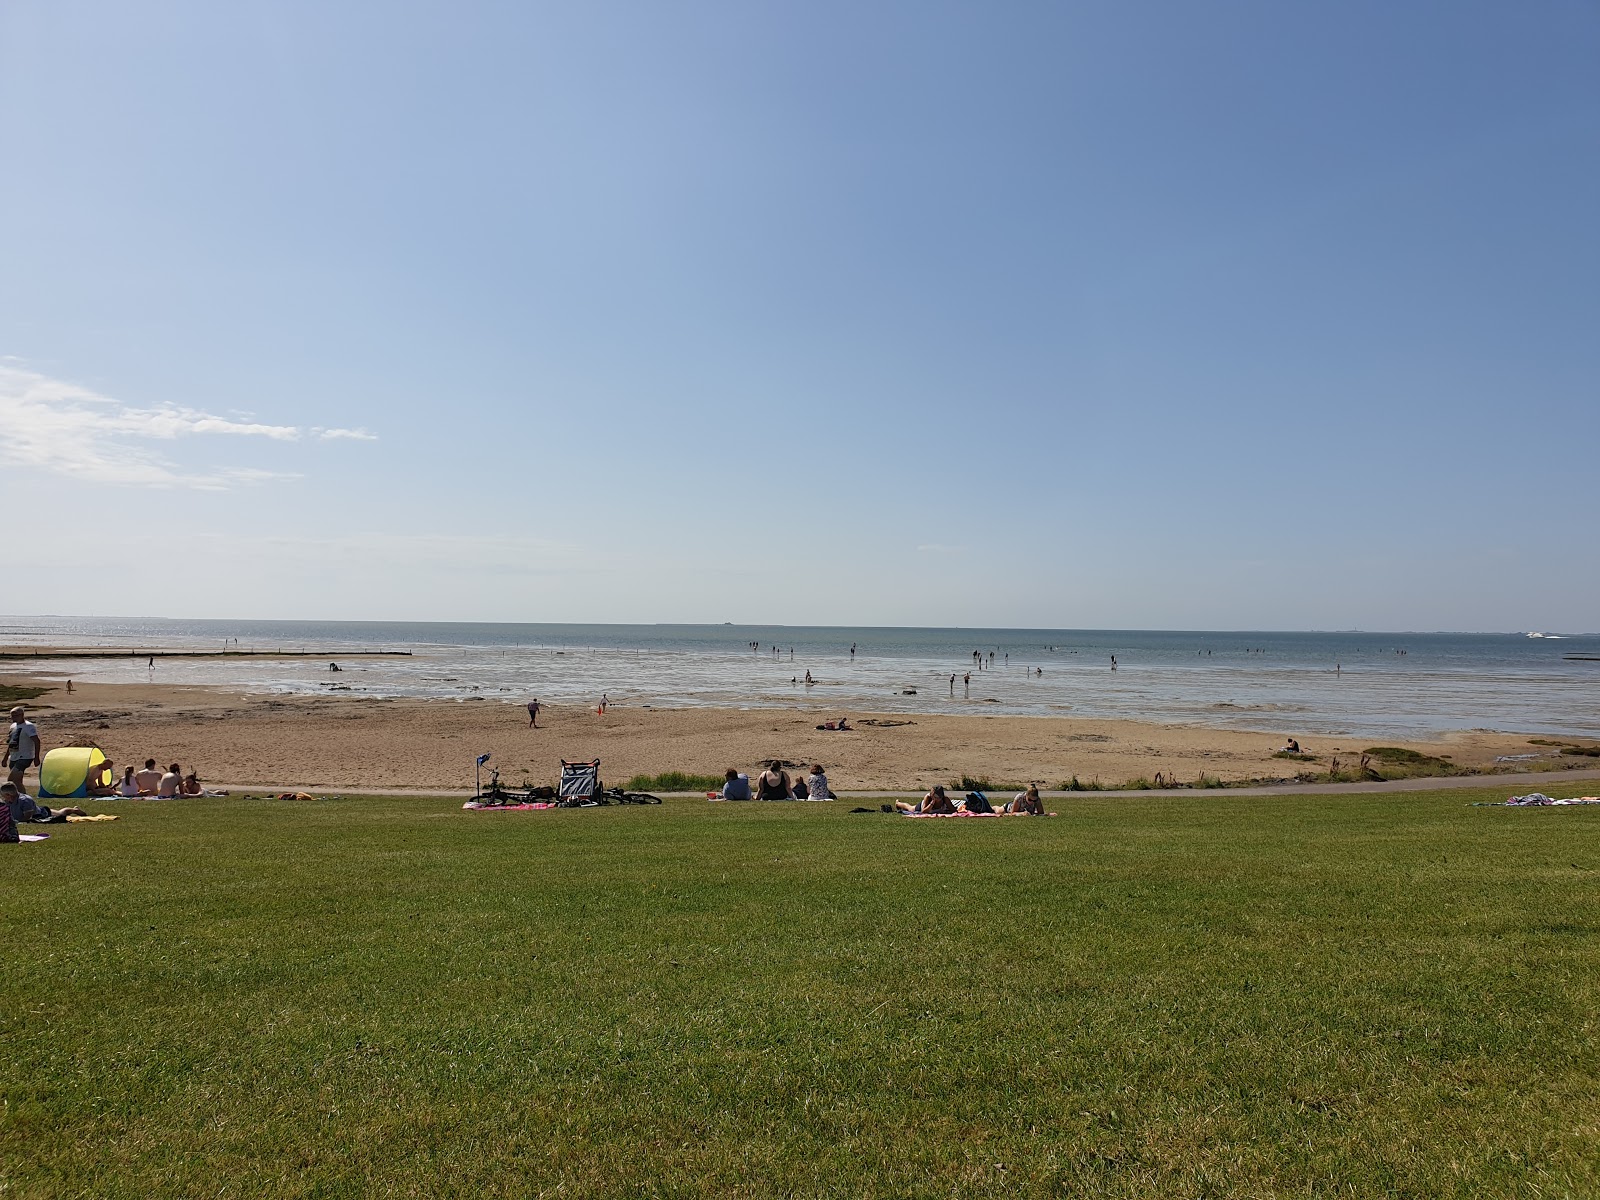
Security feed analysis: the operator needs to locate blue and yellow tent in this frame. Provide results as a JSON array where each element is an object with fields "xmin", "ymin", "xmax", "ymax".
[{"xmin": 39, "ymin": 746, "xmax": 110, "ymax": 798}]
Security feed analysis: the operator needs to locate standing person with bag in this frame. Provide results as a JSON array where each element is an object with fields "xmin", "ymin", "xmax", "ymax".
[
  {"xmin": 5, "ymin": 707, "xmax": 41, "ymax": 793},
  {"xmin": 754, "ymin": 760, "xmax": 791, "ymax": 802}
]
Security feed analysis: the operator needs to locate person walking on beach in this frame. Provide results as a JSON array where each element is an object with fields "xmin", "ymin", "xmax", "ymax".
[
  {"xmin": 5, "ymin": 707, "xmax": 41, "ymax": 792},
  {"xmin": 526, "ymin": 698, "xmax": 541, "ymax": 728},
  {"xmin": 949, "ymin": 674, "xmax": 955, "ymax": 695},
  {"xmin": 963, "ymin": 672, "xmax": 971, "ymax": 697}
]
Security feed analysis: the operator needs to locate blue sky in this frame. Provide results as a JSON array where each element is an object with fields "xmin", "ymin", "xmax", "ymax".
[{"xmin": 2, "ymin": 1, "xmax": 1595, "ymax": 630}]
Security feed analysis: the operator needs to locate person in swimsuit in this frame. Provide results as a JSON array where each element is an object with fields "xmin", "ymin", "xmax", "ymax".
[
  {"xmin": 896, "ymin": 785, "xmax": 955, "ymax": 814},
  {"xmin": 755, "ymin": 761, "xmax": 791, "ymax": 801},
  {"xmin": 134, "ymin": 758, "xmax": 163, "ymax": 795},
  {"xmin": 86, "ymin": 758, "xmax": 117, "ymax": 797},
  {"xmin": 1008, "ymin": 784, "xmax": 1043, "ymax": 815},
  {"xmin": 117, "ymin": 765, "xmax": 139, "ymax": 797},
  {"xmin": 526, "ymin": 699, "xmax": 541, "ymax": 728}
]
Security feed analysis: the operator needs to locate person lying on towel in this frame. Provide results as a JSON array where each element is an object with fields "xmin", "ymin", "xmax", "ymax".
[{"xmin": 895, "ymin": 785, "xmax": 956, "ymax": 815}]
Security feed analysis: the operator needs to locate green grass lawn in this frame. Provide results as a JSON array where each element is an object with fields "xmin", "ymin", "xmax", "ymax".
[{"xmin": 4, "ymin": 788, "xmax": 1599, "ymax": 1198}]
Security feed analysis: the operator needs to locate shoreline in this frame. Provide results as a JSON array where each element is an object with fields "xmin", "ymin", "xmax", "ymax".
[{"xmin": 10, "ymin": 673, "xmax": 1594, "ymax": 794}]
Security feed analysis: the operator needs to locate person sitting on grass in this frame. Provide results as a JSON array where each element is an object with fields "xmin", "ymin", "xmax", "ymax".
[
  {"xmin": 86, "ymin": 757, "xmax": 118, "ymax": 797},
  {"xmin": 1, "ymin": 781, "xmax": 83, "ymax": 824},
  {"xmin": 806, "ymin": 764, "xmax": 833, "ymax": 800},
  {"xmin": 1007, "ymin": 784, "xmax": 1044, "ymax": 815},
  {"xmin": 791, "ymin": 774, "xmax": 809, "ymax": 800},
  {"xmin": 134, "ymin": 758, "xmax": 163, "ymax": 795},
  {"xmin": 157, "ymin": 763, "xmax": 183, "ymax": 799},
  {"xmin": 720, "ymin": 768, "xmax": 751, "ymax": 801},
  {"xmin": 896, "ymin": 784, "xmax": 956, "ymax": 815},
  {"xmin": 755, "ymin": 761, "xmax": 791, "ymax": 802},
  {"xmin": 117, "ymin": 764, "xmax": 140, "ymax": 797}
]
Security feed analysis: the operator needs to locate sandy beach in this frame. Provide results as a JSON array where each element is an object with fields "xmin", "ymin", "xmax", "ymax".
[{"xmin": 11, "ymin": 674, "xmax": 1584, "ymax": 793}]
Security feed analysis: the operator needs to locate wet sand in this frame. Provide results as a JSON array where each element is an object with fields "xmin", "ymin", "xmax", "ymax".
[{"xmin": 11, "ymin": 675, "xmax": 1583, "ymax": 793}]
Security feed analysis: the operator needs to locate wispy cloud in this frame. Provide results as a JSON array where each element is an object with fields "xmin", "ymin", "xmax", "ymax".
[{"xmin": 0, "ymin": 364, "xmax": 376, "ymax": 489}]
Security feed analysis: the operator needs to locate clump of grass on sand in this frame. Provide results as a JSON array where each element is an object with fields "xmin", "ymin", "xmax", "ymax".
[
  {"xmin": 5, "ymin": 788, "xmax": 1599, "ymax": 1196},
  {"xmin": 0, "ymin": 683, "xmax": 50, "ymax": 705}
]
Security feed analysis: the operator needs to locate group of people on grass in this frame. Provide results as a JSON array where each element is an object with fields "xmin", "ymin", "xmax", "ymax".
[
  {"xmin": 2, "ymin": 704, "xmax": 210, "ymax": 836},
  {"xmin": 893, "ymin": 783, "xmax": 1045, "ymax": 816},
  {"xmin": 719, "ymin": 761, "xmax": 835, "ymax": 801},
  {"xmin": 714, "ymin": 762, "xmax": 1046, "ymax": 813},
  {"xmin": 109, "ymin": 759, "xmax": 207, "ymax": 799}
]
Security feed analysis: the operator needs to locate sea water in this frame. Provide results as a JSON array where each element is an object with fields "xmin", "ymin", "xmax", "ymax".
[{"xmin": 2, "ymin": 617, "xmax": 1596, "ymax": 740}]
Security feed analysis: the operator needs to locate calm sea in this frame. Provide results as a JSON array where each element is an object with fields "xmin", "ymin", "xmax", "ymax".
[{"xmin": 3, "ymin": 617, "xmax": 1597, "ymax": 739}]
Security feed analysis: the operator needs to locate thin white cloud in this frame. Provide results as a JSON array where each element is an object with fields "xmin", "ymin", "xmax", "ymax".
[
  {"xmin": 314, "ymin": 426, "xmax": 379, "ymax": 441},
  {"xmin": 0, "ymin": 364, "xmax": 374, "ymax": 489}
]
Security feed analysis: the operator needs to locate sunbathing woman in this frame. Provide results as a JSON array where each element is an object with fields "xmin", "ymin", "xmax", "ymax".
[
  {"xmin": 755, "ymin": 761, "xmax": 791, "ymax": 802},
  {"xmin": 1007, "ymin": 784, "xmax": 1044, "ymax": 815},
  {"xmin": 896, "ymin": 784, "xmax": 956, "ymax": 814},
  {"xmin": 117, "ymin": 764, "xmax": 139, "ymax": 797}
]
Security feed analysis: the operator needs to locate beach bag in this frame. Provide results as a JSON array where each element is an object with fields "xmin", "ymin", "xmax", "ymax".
[{"xmin": 964, "ymin": 791, "xmax": 993, "ymax": 814}]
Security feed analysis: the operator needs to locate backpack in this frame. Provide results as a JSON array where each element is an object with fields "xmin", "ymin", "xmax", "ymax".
[
  {"xmin": 0, "ymin": 800, "xmax": 16, "ymax": 843},
  {"xmin": 964, "ymin": 791, "xmax": 993, "ymax": 814}
]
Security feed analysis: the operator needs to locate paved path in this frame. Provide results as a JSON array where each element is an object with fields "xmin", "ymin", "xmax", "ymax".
[{"xmin": 212, "ymin": 768, "xmax": 1600, "ymax": 801}]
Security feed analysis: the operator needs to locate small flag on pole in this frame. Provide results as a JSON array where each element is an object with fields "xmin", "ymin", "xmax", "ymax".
[{"xmin": 476, "ymin": 753, "xmax": 491, "ymax": 766}]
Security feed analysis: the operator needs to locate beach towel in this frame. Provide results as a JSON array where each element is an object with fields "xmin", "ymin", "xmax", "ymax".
[
  {"xmin": 462, "ymin": 801, "xmax": 558, "ymax": 811},
  {"xmin": 903, "ymin": 810, "xmax": 1057, "ymax": 818},
  {"xmin": 1498, "ymin": 794, "xmax": 1600, "ymax": 807},
  {"xmin": 65, "ymin": 813, "xmax": 120, "ymax": 822},
  {"xmin": 18, "ymin": 833, "xmax": 48, "ymax": 842}
]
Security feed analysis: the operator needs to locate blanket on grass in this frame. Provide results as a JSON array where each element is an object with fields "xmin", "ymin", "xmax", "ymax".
[
  {"xmin": 462, "ymin": 801, "xmax": 558, "ymax": 811},
  {"xmin": 1493, "ymin": 794, "xmax": 1600, "ymax": 807},
  {"xmin": 904, "ymin": 810, "xmax": 1057, "ymax": 818}
]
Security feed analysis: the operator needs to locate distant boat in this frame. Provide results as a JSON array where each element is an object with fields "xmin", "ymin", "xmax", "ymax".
[{"xmin": 1527, "ymin": 632, "xmax": 1566, "ymax": 639}]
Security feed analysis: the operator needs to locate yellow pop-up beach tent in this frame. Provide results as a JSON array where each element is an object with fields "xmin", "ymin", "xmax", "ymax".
[{"xmin": 39, "ymin": 746, "xmax": 109, "ymax": 798}]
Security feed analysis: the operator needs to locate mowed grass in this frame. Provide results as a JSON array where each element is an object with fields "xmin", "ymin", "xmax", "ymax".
[{"xmin": 4, "ymin": 789, "xmax": 1599, "ymax": 1198}]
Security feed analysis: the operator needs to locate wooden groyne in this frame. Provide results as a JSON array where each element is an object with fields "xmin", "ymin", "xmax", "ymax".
[{"xmin": 0, "ymin": 649, "xmax": 413, "ymax": 660}]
